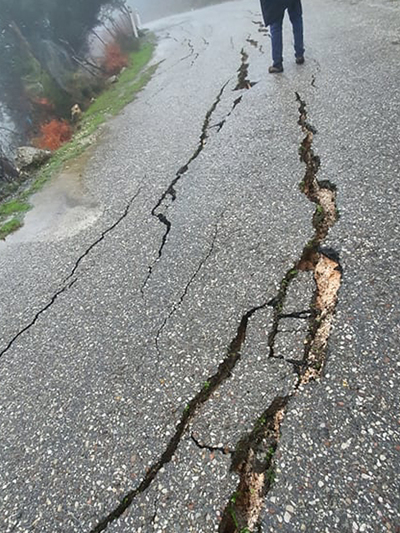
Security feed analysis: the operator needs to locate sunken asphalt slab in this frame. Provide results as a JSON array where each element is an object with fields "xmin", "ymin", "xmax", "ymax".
[{"xmin": 0, "ymin": 0, "xmax": 399, "ymax": 532}]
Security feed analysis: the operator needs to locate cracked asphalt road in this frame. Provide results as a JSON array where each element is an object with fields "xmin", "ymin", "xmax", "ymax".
[{"xmin": 1, "ymin": 0, "xmax": 399, "ymax": 532}]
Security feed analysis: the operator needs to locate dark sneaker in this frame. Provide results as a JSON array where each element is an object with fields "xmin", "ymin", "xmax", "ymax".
[
  {"xmin": 296, "ymin": 56, "xmax": 305, "ymax": 64},
  {"xmin": 268, "ymin": 64, "xmax": 283, "ymax": 73}
]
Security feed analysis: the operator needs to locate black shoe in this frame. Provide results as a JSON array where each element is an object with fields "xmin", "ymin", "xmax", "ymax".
[
  {"xmin": 296, "ymin": 56, "xmax": 305, "ymax": 65},
  {"xmin": 269, "ymin": 64, "xmax": 283, "ymax": 73}
]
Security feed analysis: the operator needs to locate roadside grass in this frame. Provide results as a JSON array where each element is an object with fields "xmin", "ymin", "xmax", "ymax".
[
  {"xmin": 84, "ymin": 41, "xmax": 156, "ymax": 121},
  {"xmin": 0, "ymin": 218, "xmax": 23, "ymax": 241},
  {"xmin": 0, "ymin": 36, "xmax": 156, "ymax": 241},
  {"xmin": 0, "ymin": 199, "xmax": 31, "ymax": 217}
]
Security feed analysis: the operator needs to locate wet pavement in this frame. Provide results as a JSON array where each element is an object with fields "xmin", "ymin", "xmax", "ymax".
[
  {"xmin": 0, "ymin": 0, "xmax": 399, "ymax": 532},
  {"xmin": 0, "ymin": 150, "xmax": 101, "ymax": 247}
]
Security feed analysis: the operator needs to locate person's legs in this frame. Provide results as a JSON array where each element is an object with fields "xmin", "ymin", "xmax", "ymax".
[
  {"xmin": 259, "ymin": 0, "xmax": 270, "ymax": 28},
  {"xmin": 288, "ymin": 0, "xmax": 305, "ymax": 60},
  {"xmin": 270, "ymin": 13, "xmax": 285, "ymax": 69}
]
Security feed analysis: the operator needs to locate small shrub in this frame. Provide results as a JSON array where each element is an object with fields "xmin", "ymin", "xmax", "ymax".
[
  {"xmin": 103, "ymin": 42, "xmax": 128, "ymax": 76},
  {"xmin": 36, "ymin": 119, "xmax": 73, "ymax": 151}
]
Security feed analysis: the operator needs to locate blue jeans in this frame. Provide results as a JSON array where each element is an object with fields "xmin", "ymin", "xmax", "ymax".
[{"xmin": 270, "ymin": 0, "xmax": 304, "ymax": 67}]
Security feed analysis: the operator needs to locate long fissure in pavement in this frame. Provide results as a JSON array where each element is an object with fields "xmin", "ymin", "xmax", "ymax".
[
  {"xmin": 1, "ymin": 70, "xmax": 343, "ymax": 533},
  {"xmin": 90, "ymin": 301, "xmax": 272, "ymax": 533},
  {"xmin": 217, "ymin": 92, "xmax": 343, "ymax": 533},
  {"xmin": 141, "ymin": 45, "xmax": 259, "ymax": 295},
  {"xmin": 140, "ymin": 80, "xmax": 228, "ymax": 295}
]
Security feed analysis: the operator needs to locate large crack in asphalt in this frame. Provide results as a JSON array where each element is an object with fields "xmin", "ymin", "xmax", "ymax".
[
  {"xmin": 218, "ymin": 92, "xmax": 342, "ymax": 532},
  {"xmin": 214, "ymin": 96, "xmax": 243, "ymax": 133},
  {"xmin": 0, "ymin": 189, "xmax": 141, "ymax": 361},
  {"xmin": 90, "ymin": 299, "xmax": 272, "ymax": 533},
  {"xmin": 141, "ymin": 45, "xmax": 257, "ymax": 295},
  {"xmin": 220, "ymin": 397, "xmax": 289, "ymax": 532},
  {"xmin": 246, "ymin": 33, "xmax": 265, "ymax": 55},
  {"xmin": 252, "ymin": 20, "xmax": 270, "ymax": 37},
  {"xmin": 235, "ymin": 49, "xmax": 257, "ymax": 90},
  {"xmin": 140, "ymin": 81, "xmax": 229, "ymax": 294},
  {"xmin": 3, "ymin": 83, "xmax": 341, "ymax": 533},
  {"xmin": 246, "ymin": 35, "xmax": 259, "ymax": 49}
]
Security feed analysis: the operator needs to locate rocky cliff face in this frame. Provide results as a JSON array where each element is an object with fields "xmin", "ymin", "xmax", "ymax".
[
  {"xmin": 0, "ymin": 155, "xmax": 19, "ymax": 184},
  {"xmin": 0, "ymin": 102, "xmax": 25, "ymax": 162}
]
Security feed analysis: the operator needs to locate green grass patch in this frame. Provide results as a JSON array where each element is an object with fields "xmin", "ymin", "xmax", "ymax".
[
  {"xmin": 0, "ymin": 37, "xmax": 156, "ymax": 240},
  {"xmin": 0, "ymin": 200, "xmax": 31, "ymax": 217},
  {"xmin": 0, "ymin": 200, "xmax": 31, "ymax": 240},
  {"xmin": 0, "ymin": 218, "xmax": 23, "ymax": 240}
]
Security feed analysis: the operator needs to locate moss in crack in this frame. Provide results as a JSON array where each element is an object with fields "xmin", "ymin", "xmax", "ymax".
[
  {"xmin": 313, "ymin": 204, "xmax": 325, "ymax": 227},
  {"xmin": 219, "ymin": 397, "xmax": 288, "ymax": 533}
]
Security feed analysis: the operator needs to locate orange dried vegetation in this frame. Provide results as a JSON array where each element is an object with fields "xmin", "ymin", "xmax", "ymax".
[
  {"xmin": 103, "ymin": 42, "xmax": 128, "ymax": 75},
  {"xmin": 36, "ymin": 119, "xmax": 72, "ymax": 151},
  {"xmin": 33, "ymin": 97, "xmax": 54, "ymax": 109}
]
